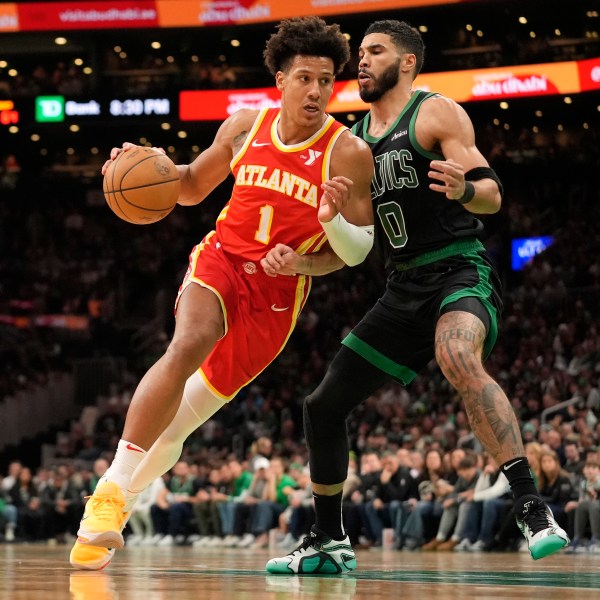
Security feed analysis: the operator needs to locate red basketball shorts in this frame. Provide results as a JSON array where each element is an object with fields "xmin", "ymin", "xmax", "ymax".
[{"xmin": 176, "ymin": 231, "xmax": 312, "ymax": 400}]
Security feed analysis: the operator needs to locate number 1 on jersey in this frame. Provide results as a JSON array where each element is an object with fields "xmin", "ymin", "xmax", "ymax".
[{"xmin": 255, "ymin": 204, "xmax": 274, "ymax": 245}]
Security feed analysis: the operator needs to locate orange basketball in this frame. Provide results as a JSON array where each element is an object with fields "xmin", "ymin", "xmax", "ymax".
[{"xmin": 103, "ymin": 146, "xmax": 180, "ymax": 224}]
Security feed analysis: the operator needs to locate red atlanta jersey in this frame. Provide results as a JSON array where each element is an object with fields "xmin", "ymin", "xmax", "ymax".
[{"xmin": 215, "ymin": 107, "xmax": 348, "ymax": 263}]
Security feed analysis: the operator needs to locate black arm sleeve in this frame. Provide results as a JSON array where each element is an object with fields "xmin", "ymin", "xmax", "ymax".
[{"xmin": 465, "ymin": 166, "xmax": 504, "ymax": 199}]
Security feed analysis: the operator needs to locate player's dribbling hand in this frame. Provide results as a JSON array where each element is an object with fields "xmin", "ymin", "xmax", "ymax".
[
  {"xmin": 261, "ymin": 243, "xmax": 301, "ymax": 277},
  {"xmin": 100, "ymin": 142, "xmax": 166, "ymax": 175},
  {"xmin": 318, "ymin": 176, "xmax": 353, "ymax": 223},
  {"xmin": 428, "ymin": 158, "xmax": 467, "ymax": 200}
]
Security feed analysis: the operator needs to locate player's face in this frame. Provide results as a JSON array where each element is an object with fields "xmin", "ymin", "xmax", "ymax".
[
  {"xmin": 278, "ymin": 55, "xmax": 335, "ymax": 128},
  {"xmin": 358, "ymin": 33, "xmax": 402, "ymax": 102}
]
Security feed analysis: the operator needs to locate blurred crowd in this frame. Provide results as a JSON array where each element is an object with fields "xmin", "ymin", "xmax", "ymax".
[
  {"xmin": 0, "ymin": 1, "xmax": 596, "ymax": 98},
  {"xmin": 2, "ymin": 436, "xmax": 600, "ymax": 554}
]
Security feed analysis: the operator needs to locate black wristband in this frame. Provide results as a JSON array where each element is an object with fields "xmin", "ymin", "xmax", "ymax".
[{"xmin": 457, "ymin": 181, "xmax": 475, "ymax": 205}]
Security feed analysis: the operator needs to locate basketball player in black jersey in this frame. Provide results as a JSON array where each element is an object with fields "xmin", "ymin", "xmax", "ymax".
[{"xmin": 266, "ymin": 20, "xmax": 568, "ymax": 574}]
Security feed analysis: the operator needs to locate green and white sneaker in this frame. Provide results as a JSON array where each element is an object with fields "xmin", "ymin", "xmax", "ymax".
[
  {"xmin": 515, "ymin": 495, "xmax": 570, "ymax": 560},
  {"xmin": 266, "ymin": 526, "xmax": 356, "ymax": 575}
]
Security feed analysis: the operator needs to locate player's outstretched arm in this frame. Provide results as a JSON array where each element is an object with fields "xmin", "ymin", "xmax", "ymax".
[
  {"xmin": 318, "ymin": 132, "xmax": 375, "ymax": 267},
  {"xmin": 177, "ymin": 109, "xmax": 260, "ymax": 206}
]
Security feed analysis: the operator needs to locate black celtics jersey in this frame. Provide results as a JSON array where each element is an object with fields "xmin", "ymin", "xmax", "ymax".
[{"xmin": 352, "ymin": 90, "xmax": 484, "ymax": 270}]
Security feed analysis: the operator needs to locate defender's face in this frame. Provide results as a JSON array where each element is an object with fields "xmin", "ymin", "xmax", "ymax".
[
  {"xmin": 277, "ymin": 55, "xmax": 335, "ymax": 127},
  {"xmin": 358, "ymin": 33, "xmax": 402, "ymax": 102}
]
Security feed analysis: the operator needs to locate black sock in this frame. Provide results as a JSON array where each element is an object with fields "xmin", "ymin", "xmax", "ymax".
[
  {"xmin": 313, "ymin": 491, "xmax": 344, "ymax": 540},
  {"xmin": 500, "ymin": 457, "xmax": 539, "ymax": 501}
]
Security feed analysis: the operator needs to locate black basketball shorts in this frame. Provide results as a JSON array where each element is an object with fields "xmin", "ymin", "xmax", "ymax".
[{"xmin": 342, "ymin": 248, "xmax": 503, "ymax": 385}]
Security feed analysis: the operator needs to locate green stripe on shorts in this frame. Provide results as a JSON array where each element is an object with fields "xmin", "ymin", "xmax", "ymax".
[
  {"xmin": 342, "ymin": 332, "xmax": 418, "ymax": 385},
  {"xmin": 439, "ymin": 250, "xmax": 498, "ymax": 359}
]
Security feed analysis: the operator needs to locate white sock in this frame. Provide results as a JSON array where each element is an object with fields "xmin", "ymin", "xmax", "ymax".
[
  {"xmin": 100, "ymin": 439, "xmax": 147, "ymax": 491},
  {"xmin": 127, "ymin": 371, "xmax": 225, "ymax": 501}
]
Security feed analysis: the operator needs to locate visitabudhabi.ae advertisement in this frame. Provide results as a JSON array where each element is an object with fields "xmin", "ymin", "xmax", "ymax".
[
  {"xmin": 180, "ymin": 58, "xmax": 600, "ymax": 121},
  {"xmin": 1, "ymin": 0, "xmax": 462, "ymax": 31},
  {"xmin": 155, "ymin": 0, "xmax": 460, "ymax": 27}
]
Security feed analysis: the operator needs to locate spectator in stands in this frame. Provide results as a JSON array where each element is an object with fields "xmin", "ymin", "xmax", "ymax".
[
  {"xmin": 399, "ymin": 449, "xmax": 449, "ymax": 550},
  {"xmin": 277, "ymin": 466, "xmax": 314, "ymax": 550},
  {"xmin": 81, "ymin": 458, "xmax": 109, "ymax": 496},
  {"xmin": 250, "ymin": 457, "xmax": 297, "ymax": 549},
  {"xmin": 363, "ymin": 450, "xmax": 418, "ymax": 547},
  {"xmin": 0, "ymin": 484, "xmax": 18, "ymax": 542},
  {"xmin": 40, "ymin": 468, "xmax": 82, "ymax": 543},
  {"xmin": 422, "ymin": 453, "xmax": 480, "ymax": 551},
  {"xmin": 126, "ymin": 476, "xmax": 165, "ymax": 546},
  {"xmin": 2, "ymin": 462, "xmax": 22, "ymax": 492},
  {"xmin": 249, "ymin": 437, "xmax": 273, "ymax": 471},
  {"xmin": 219, "ymin": 459, "xmax": 253, "ymax": 547},
  {"xmin": 192, "ymin": 465, "xmax": 225, "ymax": 543},
  {"xmin": 539, "ymin": 450, "xmax": 576, "ymax": 529},
  {"xmin": 150, "ymin": 461, "xmax": 199, "ymax": 546},
  {"xmin": 231, "ymin": 456, "xmax": 272, "ymax": 548},
  {"xmin": 546, "ymin": 429, "xmax": 566, "ymax": 465},
  {"xmin": 564, "ymin": 458, "xmax": 600, "ymax": 553},
  {"xmin": 563, "ymin": 439, "xmax": 585, "ymax": 479},
  {"xmin": 8, "ymin": 466, "xmax": 44, "ymax": 542},
  {"xmin": 455, "ymin": 456, "xmax": 511, "ymax": 552},
  {"xmin": 525, "ymin": 442, "xmax": 543, "ymax": 486},
  {"xmin": 341, "ymin": 454, "xmax": 364, "ymax": 547},
  {"xmin": 345, "ymin": 450, "xmax": 382, "ymax": 547}
]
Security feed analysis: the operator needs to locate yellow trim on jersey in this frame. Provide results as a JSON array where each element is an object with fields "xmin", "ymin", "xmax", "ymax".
[
  {"xmin": 176, "ymin": 231, "xmax": 229, "ymax": 339},
  {"xmin": 313, "ymin": 234, "xmax": 329, "ymax": 252},
  {"xmin": 271, "ymin": 114, "xmax": 336, "ymax": 153},
  {"xmin": 216, "ymin": 204, "xmax": 229, "ymax": 222},
  {"xmin": 321, "ymin": 125, "xmax": 348, "ymax": 182},
  {"xmin": 205, "ymin": 274, "xmax": 311, "ymax": 400},
  {"xmin": 230, "ymin": 108, "xmax": 270, "ymax": 170},
  {"xmin": 189, "ymin": 278, "xmax": 228, "ymax": 337},
  {"xmin": 198, "ymin": 368, "xmax": 230, "ymax": 400},
  {"xmin": 295, "ymin": 231, "xmax": 327, "ymax": 256}
]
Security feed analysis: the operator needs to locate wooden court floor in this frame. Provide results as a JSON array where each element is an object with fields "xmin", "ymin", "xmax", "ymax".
[{"xmin": 2, "ymin": 544, "xmax": 600, "ymax": 599}]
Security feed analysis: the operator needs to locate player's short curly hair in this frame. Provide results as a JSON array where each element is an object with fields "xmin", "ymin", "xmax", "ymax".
[
  {"xmin": 364, "ymin": 20, "xmax": 425, "ymax": 77},
  {"xmin": 263, "ymin": 17, "xmax": 350, "ymax": 76}
]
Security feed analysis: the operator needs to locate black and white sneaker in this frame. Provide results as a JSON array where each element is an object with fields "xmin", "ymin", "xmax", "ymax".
[
  {"xmin": 515, "ymin": 495, "xmax": 570, "ymax": 560},
  {"xmin": 266, "ymin": 526, "xmax": 356, "ymax": 574}
]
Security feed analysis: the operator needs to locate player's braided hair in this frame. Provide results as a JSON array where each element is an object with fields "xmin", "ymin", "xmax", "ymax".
[{"xmin": 263, "ymin": 17, "xmax": 350, "ymax": 76}]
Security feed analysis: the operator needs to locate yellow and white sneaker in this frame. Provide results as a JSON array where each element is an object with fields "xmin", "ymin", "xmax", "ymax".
[
  {"xmin": 70, "ymin": 541, "xmax": 115, "ymax": 571},
  {"xmin": 77, "ymin": 482, "xmax": 128, "ymax": 549}
]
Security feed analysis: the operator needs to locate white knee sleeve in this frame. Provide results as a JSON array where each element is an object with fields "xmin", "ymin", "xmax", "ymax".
[{"xmin": 129, "ymin": 371, "xmax": 226, "ymax": 493}]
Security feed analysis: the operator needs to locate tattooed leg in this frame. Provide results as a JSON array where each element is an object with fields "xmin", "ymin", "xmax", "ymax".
[{"xmin": 435, "ymin": 310, "xmax": 524, "ymax": 464}]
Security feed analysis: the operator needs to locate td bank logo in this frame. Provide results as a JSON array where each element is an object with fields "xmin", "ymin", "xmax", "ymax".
[{"xmin": 35, "ymin": 96, "xmax": 65, "ymax": 122}]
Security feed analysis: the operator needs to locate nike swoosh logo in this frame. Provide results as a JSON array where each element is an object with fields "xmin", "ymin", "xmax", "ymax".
[
  {"xmin": 126, "ymin": 443, "xmax": 145, "ymax": 453},
  {"xmin": 503, "ymin": 459, "xmax": 522, "ymax": 470},
  {"xmin": 271, "ymin": 304, "xmax": 289, "ymax": 312},
  {"xmin": 252, "ymin": 140, "xmax": 270, "ymax": 147}
]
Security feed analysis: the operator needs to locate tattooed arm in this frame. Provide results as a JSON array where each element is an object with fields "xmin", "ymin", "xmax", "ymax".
[{"xmin": 177, "ymin": 108, "xmax": 260, "ymax": 206}]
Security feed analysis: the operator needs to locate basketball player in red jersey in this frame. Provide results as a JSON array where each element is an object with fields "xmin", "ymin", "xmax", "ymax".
[{"xmin": 70, "ymin": 17, "xmax": 374, "ymax": 570}]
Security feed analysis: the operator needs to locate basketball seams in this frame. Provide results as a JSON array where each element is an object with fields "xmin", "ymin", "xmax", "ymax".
[
  {"xmin": 116, "ymin": 178, "xmax": 180, "ymax": 193},
  {"xmin": 103, "ymin": 147, "xmax": 180, "ymax": 224},
  {"xmin": 120, "ymin": 183, "xmax": 179, "ymax": 211},
  {"xmin": 118, "ymin": 150, "xmax": 164, "ymax": 180},
  {"xmin": 107, "ymin": 151, "xmax": 132, "ymax": 222}
]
